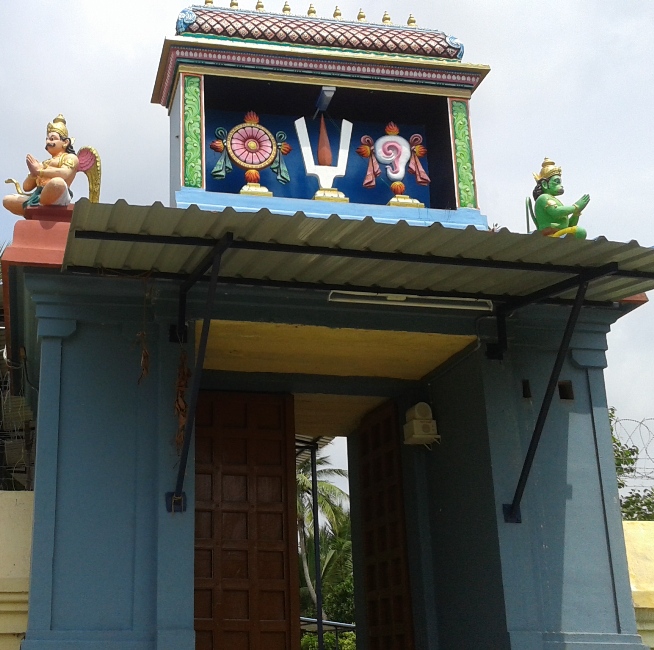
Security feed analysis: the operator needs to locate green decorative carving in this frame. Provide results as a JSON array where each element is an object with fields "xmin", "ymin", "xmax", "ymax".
[
  {"xmin": 451, "ymin": 100, "xmax": 477, "ymax": 209},
  {"xmin": 183, "ymin": 76, "xmax": 203, "ymax": 188}
]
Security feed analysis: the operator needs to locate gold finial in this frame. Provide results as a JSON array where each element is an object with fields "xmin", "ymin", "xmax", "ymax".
[
  {"xmin": 407, "ymin": 13, "xmax": 417, "ymax": 27},
  {"xmin": 382, "ymin": 11, "xmax": 391, "ymax": 24},
  {"xmin": 307, "ymin": 4, "xmax": 317, "ymax": 16},
  {"xmin": 357, "ymin": 8, "xmax": 366, "ymax": 21},
  {"xmin": 256, "ymin": 0, "xmax": 264, "ymax": 10},
  {"xmin": 204, "ymin": 0, "xmax": 214, "ymax": 5},
  {"xmin": 333, "ymin": 5, "xmax": 342, "ymax": 19},
  {"xmin": 230, "ymin": 0, "xmax": 238, "ymax": 7},
  {"xmin": 282, "ymin": 1, "xmax": 291, "ymax": 13}
]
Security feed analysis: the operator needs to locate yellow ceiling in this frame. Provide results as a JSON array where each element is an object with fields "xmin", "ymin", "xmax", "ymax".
[
  {"xmin": 200, "ymin": 320, "xmax": 475, "ymax": 380},
  {"xmin": 294, "ymin": 394, "xmax": 387, "ymax": 438}
]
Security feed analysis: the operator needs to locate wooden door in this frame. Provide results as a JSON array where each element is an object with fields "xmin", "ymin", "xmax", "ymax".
[
  {"xmin": 194, "ymin": 392, "xmax": 300, "ymax": 650},
  {"xmin": 358, "ymin": 401, "xmax": 415, "ymax": 650}
]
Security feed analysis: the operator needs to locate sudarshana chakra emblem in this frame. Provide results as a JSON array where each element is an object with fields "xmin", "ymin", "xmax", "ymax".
[{"xmin": 210, "ymin": 111, "xmax": 292, "ymax": 196}]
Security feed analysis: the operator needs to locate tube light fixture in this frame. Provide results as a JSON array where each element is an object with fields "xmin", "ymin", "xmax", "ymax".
[{"xmin": 328, "ymin": 290, "xmax": 494, "ymax": 312}]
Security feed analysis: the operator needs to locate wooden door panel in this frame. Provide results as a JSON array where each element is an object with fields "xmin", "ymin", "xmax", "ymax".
[
  {"xmin": 194, "ymin": 392, "xmax": 300, "ymax": 650},
  {"xmin": 358, "ymin": 401, "xmax": 415, "ymax": 650}
]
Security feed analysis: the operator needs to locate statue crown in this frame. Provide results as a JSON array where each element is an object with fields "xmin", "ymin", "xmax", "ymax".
[
  {"xmin": 533, "ymin": 157, "xmax": 561, "ymax": 182},
  {"xmin": 47, "ymin": 114, "xmax": 69, "ymax": 140}
]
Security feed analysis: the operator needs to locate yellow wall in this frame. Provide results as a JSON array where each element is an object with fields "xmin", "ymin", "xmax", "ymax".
[
  {"xmin": 624, "ymin": 521, "xmax": 654, "ymax": 649},
  {"xmin": 0, "ymin": 492, "xmax": 33, "ymax": 650}
]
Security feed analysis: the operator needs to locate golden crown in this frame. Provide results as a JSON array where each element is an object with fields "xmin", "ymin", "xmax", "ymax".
[
  {"xmin": 47, "ymin": 114, "xmax": 69, "ymax": 140},
  {"xmin": 533, "ymin": 157, "xmax": 561, "ymax": 182}
]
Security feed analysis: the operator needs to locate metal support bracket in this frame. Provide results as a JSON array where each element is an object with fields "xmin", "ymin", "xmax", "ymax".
[
  {"xmin": 169, "ymin": 233, "xmax": 234, "ymax": 343},
  {"xmin": 503, "ymin": 281, "xmax": 588, "ymax": 523},
  {"xmin": 165, "ymin": 234, "xmax": 233, "ymax": 513},
  {"xmin": 486, "ymin": 263, "xmax": 618, "ymax": 360},
  {"xmin": 485, "ymin": 311, "xmax": 507, "ymax": 360}
]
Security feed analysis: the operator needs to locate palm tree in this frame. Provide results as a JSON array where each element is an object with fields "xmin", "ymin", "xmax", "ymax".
[{"xmin": 297, "ymin": 448, "xmax": 349, "ymax": 616}]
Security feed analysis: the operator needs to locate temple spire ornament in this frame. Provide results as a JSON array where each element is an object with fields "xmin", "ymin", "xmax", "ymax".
[
  {"xmin": 382, "ymin": 11, "xmax": 392, "ymax": 24},
  {"xmin": 282, "ymin": 1, "xmax": 291, "ymax": 13},
  {"xmin": 256, "ymin": 0, "xmax": 265, "ymax": 11},
  {"xmin": 307, "ymin": 4, "xmax": 317, "ymax": 16},
  {"xmin": 357, "ymin": 8, "xmax": 366, "ymax": 22},
  {"xmin": 230, "ymin": 0, "xmax": 238, "ymax": 7},
  {"xmin": 204, "ymin": 0, "xmax": 214, "ymax": 5},
  {"xmin": 407, "ymin": 14, "xmax": 417, "ymax": 27},
  {"xmin": 333, "ymin": 6, "xmax": 342, "ymax": 19}
]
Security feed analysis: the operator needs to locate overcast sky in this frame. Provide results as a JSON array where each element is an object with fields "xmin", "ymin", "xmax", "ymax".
[{"xmin": 1, "ymin": 1, "xmax": 653, "ymax": 475}]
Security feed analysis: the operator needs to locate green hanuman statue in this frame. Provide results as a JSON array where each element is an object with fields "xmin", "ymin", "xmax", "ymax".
[{"xmin": 527, "ymin": 158, "xmax": 590, "ymax": 239}]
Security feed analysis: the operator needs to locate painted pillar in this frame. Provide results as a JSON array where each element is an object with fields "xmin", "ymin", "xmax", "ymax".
[
  {"xmin": 448, "ymin": 99, "xmax": 478, "ymax": 209},
  {"xmin": 182, "ymin": 74, "xmax": 205, "ymax": 190},
  {"xmin": 480, "ymin": 306, "xmax": 646, "ymax": 649},
  {"xmin": 21, "ymin": 275, "xmax": 194, "ymax": 650}
]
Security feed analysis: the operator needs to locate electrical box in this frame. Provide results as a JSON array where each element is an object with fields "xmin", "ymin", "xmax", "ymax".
[
  {"xmin": 403, "ymin": 418, "xmax": 440, "ymax": 444},
  {"xmin": 403, "ymin": 401, "xmax": 439, "ymax": 445}
]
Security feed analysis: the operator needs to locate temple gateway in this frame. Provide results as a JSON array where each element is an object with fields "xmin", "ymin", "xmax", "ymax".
[{"xmin": 2, "ymin": 3, "xmax": 653, "ymax": 650}]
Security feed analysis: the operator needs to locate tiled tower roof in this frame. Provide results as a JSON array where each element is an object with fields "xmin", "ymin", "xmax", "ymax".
[{"xmin": 175, "ymin": 6, "xmax": 464, "ymax": 60}]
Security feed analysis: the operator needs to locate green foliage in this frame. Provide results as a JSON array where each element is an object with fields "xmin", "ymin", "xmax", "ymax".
[
  {"xmin": 610, "ymin": 407, "xmax": 654, "ymax": 521},
  {"xmin": 620, "ymin": 489, "xmax": 654, "ymax": 521},
  {"xmin": 301, "ymin": 631, "xmax": 356, "ymax": 650},
  {"xmin": 323, "ymin": 574, "xmax": 355, "ymax": 624},
  {"xmin": 297, "ymin": 446, "xmax": 354, "ymax": 622}
]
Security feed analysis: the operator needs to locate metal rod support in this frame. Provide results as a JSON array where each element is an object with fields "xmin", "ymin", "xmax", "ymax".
[
  {"xmin": 175, "ymin": 234, "xmax": 234, "ymax": 341},
  {"xmin": 311, "ymin": 444, "xmax": 325, "ymax": 650},
  {"xmin": 504, "ymin": 281, "xmax": 589, "ymax": 523},
  {"xmin": 487, "ymin": 265, "xmax": 617, "ymax": 360},
  {"xmin": 166, "ymin": 242, "xmax": 226, "ymax": 512},
  {"xmin": 502, "ymin": 263, "xmax": 618, "ymax": 315}
]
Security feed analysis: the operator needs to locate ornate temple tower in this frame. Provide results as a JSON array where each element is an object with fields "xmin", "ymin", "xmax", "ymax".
[{"xmin": 153, "ymin": 3, "xmax": 489, "ymax": 223}]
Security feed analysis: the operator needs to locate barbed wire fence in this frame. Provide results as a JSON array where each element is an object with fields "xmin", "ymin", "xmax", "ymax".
[{"xmin": 614, "ymin": 417, "xmax": 654, "ymax": 493}]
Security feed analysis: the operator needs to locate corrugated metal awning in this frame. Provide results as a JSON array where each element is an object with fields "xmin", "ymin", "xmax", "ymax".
[{"xmin": 63, "ymin": 199, "xmax": 654, "ymax": 305}]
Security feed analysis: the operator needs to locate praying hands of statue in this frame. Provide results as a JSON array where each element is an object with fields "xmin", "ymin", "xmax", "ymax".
[{"xmin": 24, "ymin": 154, "xmax": 42, "ymax": 192}]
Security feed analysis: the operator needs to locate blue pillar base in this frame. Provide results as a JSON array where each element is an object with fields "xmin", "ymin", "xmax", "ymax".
[{"xmin": 509, "ymin": 631, "xmax": 648, "ymax": 649}]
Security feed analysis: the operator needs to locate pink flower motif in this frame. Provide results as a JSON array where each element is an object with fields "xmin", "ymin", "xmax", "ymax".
[{"xmin": 231, "ymin": 126, "xmax": 273, "ymax": 166}]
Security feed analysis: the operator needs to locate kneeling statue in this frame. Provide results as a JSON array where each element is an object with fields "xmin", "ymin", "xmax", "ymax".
[
  {"xmin": 3, "ymin": 114, "xmax": 100, "ymax": 216},
  {"xmin": 527, "ymin": 158, "xmax": 590, "ymax": 239}
]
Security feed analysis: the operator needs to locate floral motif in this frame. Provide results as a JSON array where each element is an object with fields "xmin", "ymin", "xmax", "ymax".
[
  {"xmin": 451, "ymin": 100, "xmax": 477, "ymax": 208},
  {"xmin": 183, "ymin": 76, "xmax": 202, "ymax": 189}
]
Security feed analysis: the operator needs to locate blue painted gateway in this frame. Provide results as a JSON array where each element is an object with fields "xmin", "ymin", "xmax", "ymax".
[{"xmin": 5, "ymin": 4, "xmax": 654, "ymax": 650}]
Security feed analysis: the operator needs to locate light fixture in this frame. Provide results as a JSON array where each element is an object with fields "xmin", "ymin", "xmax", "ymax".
[{"xmin": 328, "ymin": 291, "xmax": 494, "ymax": 312}]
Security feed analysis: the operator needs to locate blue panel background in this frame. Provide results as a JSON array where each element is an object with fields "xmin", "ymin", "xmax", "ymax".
[
  {"xmin": 51, "ymin": 322, "xmax": 140, "ymax": 631},
  {"xmin": 205, "ymin": 109, "xmax": 432, "ymax": 206}
]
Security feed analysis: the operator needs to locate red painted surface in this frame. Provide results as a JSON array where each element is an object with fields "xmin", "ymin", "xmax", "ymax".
[
  {"xmin": 23, "ymin": 204, "xmax": 74, "ymax": 223},
  {"xmin": 2, "ymin": 216, "xmax": 70, "ymax": 367}
]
